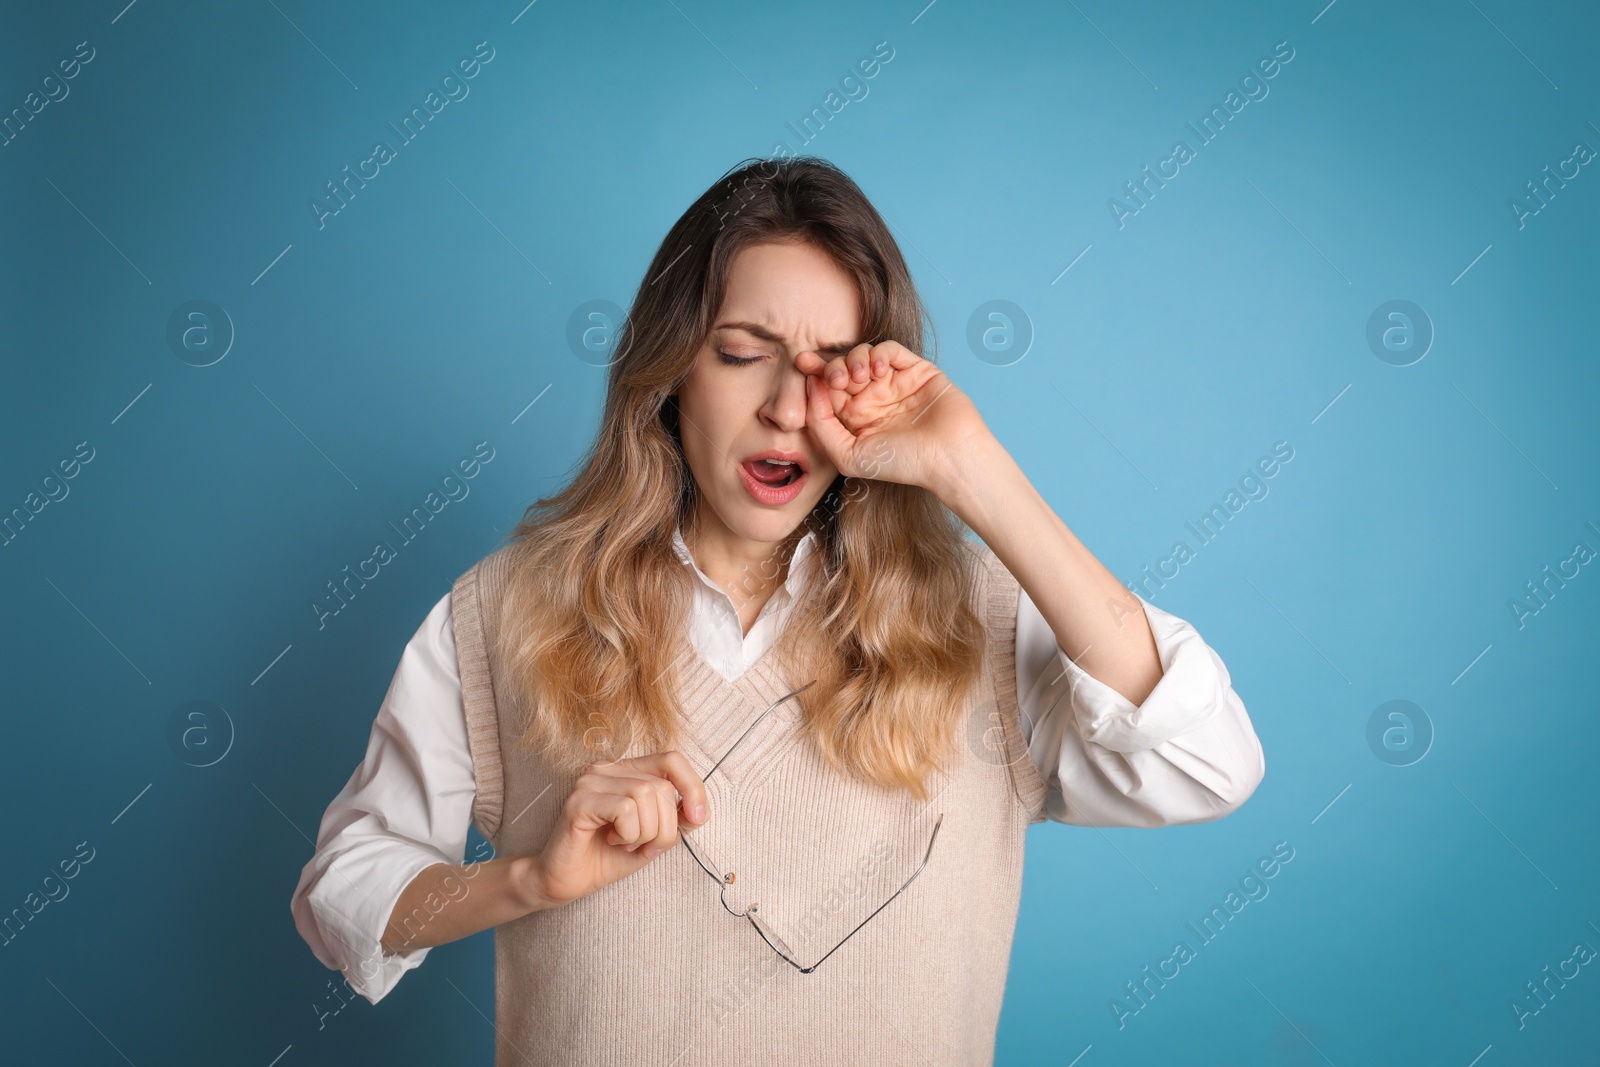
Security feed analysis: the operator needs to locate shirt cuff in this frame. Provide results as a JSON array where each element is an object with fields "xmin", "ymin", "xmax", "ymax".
[
  {"xmin": 301, "ymin": 842, "xmax": 452, "ymax": 1005},
  {"xmin": 1056, "ymin": 596, "xmax": 1233, "ymax": 753}
]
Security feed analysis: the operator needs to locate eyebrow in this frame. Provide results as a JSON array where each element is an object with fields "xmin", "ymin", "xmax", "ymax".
[{"xmin": 714, "ymin": 320, "xmax": 862, "ymax": 356}]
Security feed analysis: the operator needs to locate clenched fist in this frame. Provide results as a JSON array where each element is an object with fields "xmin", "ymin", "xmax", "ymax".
[{"xmin": 522, "ymin": 751, "xmax": 711, "ymax": 908}]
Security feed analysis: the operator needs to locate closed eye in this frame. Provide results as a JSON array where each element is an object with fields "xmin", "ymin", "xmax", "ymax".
[{"xmin": 717, "ymin": 349, "xmax": 764, "ymax": 367}]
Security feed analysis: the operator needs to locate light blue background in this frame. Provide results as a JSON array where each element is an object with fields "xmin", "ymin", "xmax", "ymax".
[{"xmin": 2, "ymin": 0, "xmax": 1597, "ymax": 1063}]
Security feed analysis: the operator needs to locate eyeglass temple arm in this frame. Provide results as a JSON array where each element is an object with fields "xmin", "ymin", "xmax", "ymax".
[
  {"xmin": 700, "ymin": 679, "xmax": 818, "ymax": 784},
  {"xmin": 781, "ymin": 812, "xmax": 945, "ymax": 974},
  {"xmin": 678, "ymin": 680, "xmax": 819, "ymax": 884}
]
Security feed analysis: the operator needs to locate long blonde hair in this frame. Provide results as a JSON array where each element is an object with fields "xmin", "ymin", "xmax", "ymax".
[{"xmin": 495, "ymin": 156, "xmax": 986, "ymax": 801}]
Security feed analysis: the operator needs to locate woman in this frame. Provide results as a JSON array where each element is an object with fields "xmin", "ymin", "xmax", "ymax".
[{"xmin": 291, "ymin": 156, "xmax": 1265, "ymax": 1065}]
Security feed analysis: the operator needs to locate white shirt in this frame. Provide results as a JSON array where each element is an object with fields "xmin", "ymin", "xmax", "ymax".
[{"xmin": 292, "ymin": 528, "xmax": 1265, "ymax": 1005}]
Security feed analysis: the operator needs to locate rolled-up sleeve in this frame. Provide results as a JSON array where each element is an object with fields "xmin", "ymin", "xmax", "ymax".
[
  {"xmin": 1016, "ymin": 587, "xmax": 1265, "ymax": 828},
  {"xmin": 289, "ymin": 590, "xmax": 478, "ymax": 1005}
]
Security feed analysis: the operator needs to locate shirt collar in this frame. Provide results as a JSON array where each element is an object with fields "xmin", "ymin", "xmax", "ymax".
[{"xmin": 670, "ymin": 522, "xmax": 818, "ymax": 602}]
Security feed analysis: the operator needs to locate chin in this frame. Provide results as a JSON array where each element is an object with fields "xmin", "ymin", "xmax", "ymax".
[
  {"xmin": 733, "ymin": 509, "xmax": 809, "ymax": 543},
  {"xmin": 724, "ymin": 491, "xmax": 821, "ymax": 541}
]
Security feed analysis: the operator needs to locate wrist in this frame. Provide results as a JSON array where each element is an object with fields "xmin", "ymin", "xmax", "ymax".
[
  {"xmin": 927, "ymin": 431, "xmax": 1011, "ymax": 521},
  {"xmin": 510, "ymin": 853, "xmax": 558, "ymax": 913}
]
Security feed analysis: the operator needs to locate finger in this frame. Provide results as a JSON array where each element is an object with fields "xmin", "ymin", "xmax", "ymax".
[
  {"xmin": 575, "ymin": 789, "xmax": 641, "ymax": 849},
  {"xmin": 607, "ymin": 751, "xmax": 711, "ymax": 828},
  {"xmin": 873, "ymin": 341, "xmax": 922, "ymax": 373},
  {"xmin": 579, "ymin": 762, "xmax": 630, "ymax": 847},
  {"xmin": 832, "ymin": 355, "xmax": 874, "ymax": 396},
  {"xmin": 644, "ymin": 780, "xmax": 680, "ymax": 858},
  {"xmin": 586, "ymin": 771, "xmax": 660, "ymax": 849},
  {"xmin": 804, "ymin": 375, "xmax": 858, "ymax": 472},
  {"xmin": 845, "ymin": 343, "xmax": 872, "ymax": 383},
  {"xmin": 822, "ymin": 354, "xmax": 851, "ymax": 390},
  {"xmin": 618, "ymin": 776, "xmax": 662, "ymax": 850},
  {"xmin": 794, "ymin": 349, "xmax": 826, "ymax": 375}
]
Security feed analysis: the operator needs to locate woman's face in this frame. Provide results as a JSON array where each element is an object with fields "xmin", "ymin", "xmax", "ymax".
[{"xmin": 673, "ymin": 239, "xmax": 862, "ymax": 550}]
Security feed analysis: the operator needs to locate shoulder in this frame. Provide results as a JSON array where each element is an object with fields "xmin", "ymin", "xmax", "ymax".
[
  {"xmin": 450, "ymin": 542, "xmax": 520, "ymax": 614},
  {"xmin": 446, "ymin": 542, "xmax": 525, "ymax": 671},
  {"xmin": 453, "ymin": 541, "xmax": 519, "ymax": 587},
  {"xmin": 447, "ymin": 546, "xmax": 518, "ymax": 838}
]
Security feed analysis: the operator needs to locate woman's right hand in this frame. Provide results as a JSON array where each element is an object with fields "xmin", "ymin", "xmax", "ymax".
[{"xmin": 521, "ymin": 751, "xmax": 711, "ymax": 909}]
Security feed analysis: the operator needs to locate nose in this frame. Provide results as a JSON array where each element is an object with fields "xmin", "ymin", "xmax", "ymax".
[{"xmin": 760, "ymin": 355, "xmax": 810, "ymax": 433}]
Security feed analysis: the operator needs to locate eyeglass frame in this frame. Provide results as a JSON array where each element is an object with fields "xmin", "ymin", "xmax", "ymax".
[{"xmin": 675, "ymin": 679, "xmax": 945, "ymax": 974}]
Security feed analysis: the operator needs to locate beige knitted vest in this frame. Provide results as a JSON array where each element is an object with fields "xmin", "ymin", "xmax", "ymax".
[{"xmin": 449, "ymin": 539, "xmax": 1048, "ymax": 1066}]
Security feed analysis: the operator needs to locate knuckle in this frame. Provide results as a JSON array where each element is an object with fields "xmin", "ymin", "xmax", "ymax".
[{"xmin": 626, "ymin": 791, "xmax": 654, "ymax": 826}]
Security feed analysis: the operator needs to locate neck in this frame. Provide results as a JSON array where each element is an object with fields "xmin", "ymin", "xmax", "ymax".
[{"xmin": 683, "ymin": 512, "xmax": 797, "ymax": 628}]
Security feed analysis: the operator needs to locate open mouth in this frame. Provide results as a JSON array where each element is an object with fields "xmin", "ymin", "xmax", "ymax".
[
  {"xmin": 738, "ymin": 453, "xmax": 809, "ymax": 505},
  {"xmin": 744, "ymin": 458, "xmax": 802, "ymax": 487}
]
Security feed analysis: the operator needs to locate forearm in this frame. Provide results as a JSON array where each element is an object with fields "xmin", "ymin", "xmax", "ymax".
[
  {"xmin": 379, "ymin": 854, "xmax": 553, "ymax": 955},
  {"xmin": 932, "ymin": 433, "xmax": 1162, "ymax": 705}
]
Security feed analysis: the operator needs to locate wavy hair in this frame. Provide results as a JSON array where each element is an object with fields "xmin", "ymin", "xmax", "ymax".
[{"xmin": 494, "ymin": 156, "xmax": 987, "ymax": 802}]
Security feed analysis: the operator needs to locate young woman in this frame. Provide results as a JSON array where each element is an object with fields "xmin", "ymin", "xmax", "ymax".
[{"xmin": 292, "ymin": 156, "xmax": 1264, "ymax": 1065}]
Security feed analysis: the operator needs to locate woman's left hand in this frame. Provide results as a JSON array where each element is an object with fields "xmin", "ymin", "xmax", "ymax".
[{"xmin": 798, "ymin": 341, "xmax": 991, "ymax": 492}]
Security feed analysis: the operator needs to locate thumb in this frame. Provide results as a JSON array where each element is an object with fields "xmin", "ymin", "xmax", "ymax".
[{"xmin": 804, "ymin": 375, "xmax": 856, "ymax": 473}]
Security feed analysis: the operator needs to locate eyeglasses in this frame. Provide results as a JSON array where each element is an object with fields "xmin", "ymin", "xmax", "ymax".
[{"xmin": 677, "ymin": 679, "xmax": 945, "ymax": 974}]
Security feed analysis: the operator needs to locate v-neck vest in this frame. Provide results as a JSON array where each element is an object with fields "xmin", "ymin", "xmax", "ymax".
[{"xmin": 449, "ymin": 538, "xmax": 1049, "ymax": 1066}]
